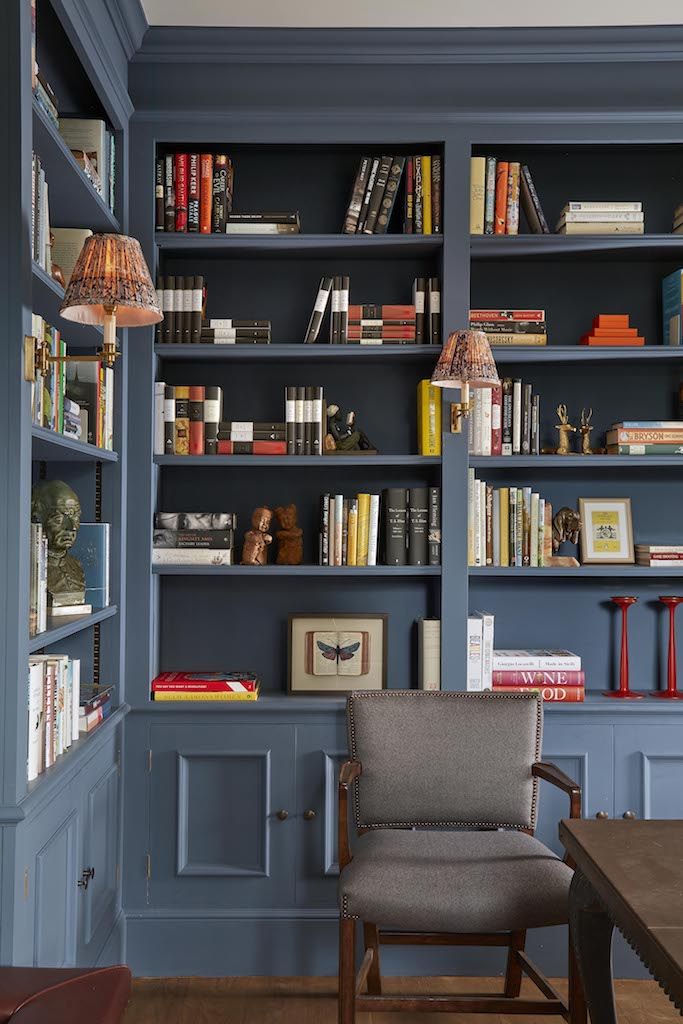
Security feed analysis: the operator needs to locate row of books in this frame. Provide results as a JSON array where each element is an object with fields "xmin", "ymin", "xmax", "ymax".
[
  {"xmin": 319, "ymin": 487, "xmax": 440, "ymax": 567},
  {"xmin": 468, "ymin": 378, "xmax": 540, "ymax": 457},
  {"xmin": 29, "ymin": 520, "xmax": 111, "ymax": 633},
  {"xmin": 304, "ymin": 276, "xmax": 440, "ymax": 344},
  {"xmin": 466, "ymin": 627, "xmax": 585, "ymax": 701},
  {"xmin": 152, "ymin": 511, "xmax": 236, "ymax": 566},
  {"xmin": 607, "ymin": 421, "xmax": 683, "ymax": 456},
  {"xmin": 151, "ymin": 671, "xmax": 260, "ymax": 701},
  {"xmin": 343, "ymin": 155, "xmax": 442, "ymax": 235},
  {"xmin": 636, "ymin": 545, "xmax": 683, "ymax": 567},
  {"xmin": 155, "ymin": 153, "xmax": 233, "ymax": 233},
  {"xmin": 31, "ymin": 152, "xmax": 51, "ymax": 272},
  {"xmin": 469, "ymin": 158, "xmax": 547, "ymax": 235},
  {"xmin": 469, "ymin": 308, "xmax": 547, "ymax": 347},
  {"xmin": 58, "ymin": 118, "xmax": 116, "ymax": 214},
  {"xmin": 468, "ymin": 473, "xmax": 552, "ymax": 568},
  {"xmin": 556, "ymin": 201, "xmax": 644, "ymax": 235}
]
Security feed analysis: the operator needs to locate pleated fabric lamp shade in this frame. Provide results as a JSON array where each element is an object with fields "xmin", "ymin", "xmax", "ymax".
[
  {"xmin": 430, "ymin": 329, "xmax": 500, "ymax": 390},
  {"xmin": 59, "ymin": 233, "xmax": 162, "ymax": 327}
]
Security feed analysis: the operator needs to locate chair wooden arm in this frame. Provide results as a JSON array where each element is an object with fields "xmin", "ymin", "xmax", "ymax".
[
  {"xmin": 532, "ymin": 761, "xmax": 581, "ymax": 819},
  {"xmin": 339, "ymin": 760, "xmax": 362, "ymax": 870}
]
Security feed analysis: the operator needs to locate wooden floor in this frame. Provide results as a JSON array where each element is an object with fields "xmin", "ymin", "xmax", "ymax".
[{"xmin": 125, "ymin": 976, "xmax": 680, "ymax": 1023}]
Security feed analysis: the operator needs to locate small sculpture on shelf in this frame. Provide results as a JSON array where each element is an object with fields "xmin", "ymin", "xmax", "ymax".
[
  {"xmin": 578, "ymin": 407, "xmax": 604, "ymax": 455},
  {"xmin": 240, "ymin": 506, "xmax": 273, "ymax": 566},
  {"xmin": 274, "ymin": 504, "xmax": 303, "ymax": 566},
  {"xmin": 548, "ymin": 506, "xmax": 582, "ymax": 567},
  {"xmin": 31, "ymin": 479, "xmax": 85, "ymax": 606},
  {"xmin": 50, "ymin": 233, "xmax": 66, "ymax": 289},
  {"xmin": 324, "ymin": 404, "xmax": 377, "ymax": 454},
  {"xmin": 554, "ymin": 403, "xmax": 577, "ymax": 455}
]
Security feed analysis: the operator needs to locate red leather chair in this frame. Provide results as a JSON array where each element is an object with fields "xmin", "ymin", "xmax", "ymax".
[{"xmin": 0, "ymin": 965, "xmax": 131, "ymax": 1023}]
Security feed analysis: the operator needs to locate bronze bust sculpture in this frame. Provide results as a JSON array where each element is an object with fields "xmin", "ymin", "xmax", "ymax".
[{"xmin": 31, "ymin": 479, "xmax": 85, "ymax": 607}]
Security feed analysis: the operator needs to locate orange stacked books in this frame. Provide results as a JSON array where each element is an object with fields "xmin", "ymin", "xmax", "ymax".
[{"xmin": 580, "ymin": 314, "xmax": 645, "ymax": 347}]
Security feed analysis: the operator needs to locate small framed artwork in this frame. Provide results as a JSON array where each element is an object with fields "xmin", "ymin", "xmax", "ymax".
[
  {"xmin": 288, "ymin": 613, "xmax": 387, "ymax": 695},
  {"xmin": 578, "ymin": 497, "xmax": 635, "ymax": 565}
]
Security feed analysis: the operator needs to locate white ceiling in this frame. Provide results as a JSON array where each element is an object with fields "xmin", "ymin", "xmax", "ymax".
[{"xmin": 141, "ymin": 0, "xmax": 683, "ymax": 27}]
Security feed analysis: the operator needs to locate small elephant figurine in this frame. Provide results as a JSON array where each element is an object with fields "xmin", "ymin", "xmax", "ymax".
[
  {"xmin": 274, "ymin": 504, "xmax": 303, "ymax": 565},
  {"xmin": 552, "ymin": 506, "xmax": 582, "ymax": 554},
  {"xmin": 240, "ymin": 506, "xmax": 273, "ymax": 566}
]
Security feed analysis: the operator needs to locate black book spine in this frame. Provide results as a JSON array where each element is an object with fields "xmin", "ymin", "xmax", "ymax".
[
  {"xmin": 173, "ymin": 276, "xmax": 185, "ymax": 343},
  {"xmin": 212, "ymin": 156, "xmax": 228, "ymax": 233},
  {"xmin": 428, "ymin": 278, "xmax": 441, "ymax": 345},
  {"xmin": 155, "ymin": 159, "xmax": 165, "ymax": 231},
  {"xmin": 294, "ymin": 386, "xmax": 305, "ymax": 456},
  {"xmin": 203, "ymin": 385, "xmax": 221, "ymax": 455},
  {"xmin": 357, "ymin": 158, "xmax": 379, "ymax": 234},
  {"xmin": 303, "ymin": 276, "xmax": 333, "ymax": 343},
  {"xmin": 285, "ymin": 386, "xmax": 296, "ymax": 455},
  {"xmin": 520, "ymin": 165, "xmax": 549, "ymax": 234},
  {"xmin": 191, "ymin": 275, "xmax": 203, "ymax": 343},
  {"xmin": 188, "ymin": 153, "xmax": 200, "ymax": 232},
  {"xmin": 303, "ymin": 386, "xmax": 313, "ymax": 455},
  {"xmin": 363, "ymin": 154, "xmax": 393, "ymax": 234},
  {"xmin": 383, "ymin": 488, "xmax": 408, "ymax": 566},
  {"xmin": 312, "ymin": 385, "xmax": 323, "ymax": 456},
  {"xmin": 163, "ymin": 385, "xmax": 175, "ymax": 454},
  {"xmin": 162, "ymin": 275, "xmax": 175, "ymax": 344},
  {"xmin": 343, "ymin": 156, "xmax": 371, "ymax": 234},
  {"xmin": 330, "ymin": 276, "xmax": 341, "ymax": 344},
  {"xmin": 153, "ymin": 529, "xmax": 234, "ymax": 550},
  {"xmin": 182, "ymin": 277, "xmax": 192, "ymax": 344},
  {"xmin": 375, "ymin": 156, "xmax": 405, "ymax": 234},
  {"xmin": 502, "ymin": 377, "xmax": 513, "ymax": 455},
  {"xmin": 164, "ymin": 154, "xmax": 175, "ymax": 232},
  {"xmin": 155, "ymin": 276, "xmax": 164, "ymax": 343},
  {"xmin": 407, "ymin": 487, "xmax": 429, "ymax": 566},
  {"xmin": 339, "ymin": 275, "xmax": 349, "ymax": 344},
  {"xmin": 413, "ymin": 278, "xmax": 426, "ymax": 343},
  {"xmin": 522, "ymin": 383, "xmax": 533, "ymax": 455},
  {"xmin": 428, "ymin": 486, "xmax": 441, "ymax": 565}
]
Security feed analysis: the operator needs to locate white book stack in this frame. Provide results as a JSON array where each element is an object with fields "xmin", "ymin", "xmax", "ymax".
[
  {"xmin": 555, "ymin": 201, "xmax": 644, "ymax": 235},
  {"xmin": 466, "ymin": 612, "xmax": 494, "ymax": 691}
]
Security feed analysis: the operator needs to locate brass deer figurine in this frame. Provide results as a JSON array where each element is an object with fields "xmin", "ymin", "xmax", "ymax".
[
  {"xmin": 555, "ymin": 403, "xmax": 576, "ymax": 455},
  {"xmin": 579, "ymin": 407, "xmax": 594, "ymax": 455}
]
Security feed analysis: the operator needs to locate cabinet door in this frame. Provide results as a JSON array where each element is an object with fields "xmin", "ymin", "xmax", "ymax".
[
  {"xmin": 77, "ymin": 754, "xmax": 121, "ymax": 964},
  {"xmin": 149, "ymin": 722, "xmax": 296, "ymax": 908},
  {"xmin": 615, "ymin": 723, "xmax": 683, "ymax": 820},
  {"xmin": 536, "ymin": 719, "xmax": 614, "ymax": 857},
  {"xmin": 295, "ymin": 721, "xmax": 348, "ymax": 907}
]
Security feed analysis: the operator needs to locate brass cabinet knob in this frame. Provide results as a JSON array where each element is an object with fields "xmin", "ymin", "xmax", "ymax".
[
  {"xmin": 303, "ymin": 809, "xmax": 317, "ymax": 821},
  {"xmin": 623, "ymin": 810, "xmax": 637, "ymax": 820},
  {"xmin": 276, "ymin": 809, "xmax": 289, "ymax": 821},
  {"xmin": 595, "ymin": 811, "xmax": 609, "ymax": 820},
  {"xmin": 77, "ymin": 867, "xmax": 95, "ymax": 890}
]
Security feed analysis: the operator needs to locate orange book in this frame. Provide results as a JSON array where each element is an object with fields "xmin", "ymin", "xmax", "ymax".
[
  {"xmin": 199, "ymin": 154, "xmax": 213, "ymax": 234},
  {"xmin": 591, "ymin": 327, "xmax": 639, "ymax": 337},
  {"xmin": 580, "ymin": 335, "xmax": 645, "ymax": 346},
  {"xmin": 593, "ymin": 314, "xmax": 630, "ymax": 328},
  {"xmin": 494, "ymin": 162, "xmax": 509, "ymax": 234},
  {"xmin": 189, "ymin": 385, "xmax": 205, "ymax": 455}
]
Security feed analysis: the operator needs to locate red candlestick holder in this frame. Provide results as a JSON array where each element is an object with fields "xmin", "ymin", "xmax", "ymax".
[
  {"xmin": 603, "ymin": 596, "xmax": 645, "ymax": 699},
  {"xmin": 654, "ymin": 596, "xmax": 683, "ymax": 699}
]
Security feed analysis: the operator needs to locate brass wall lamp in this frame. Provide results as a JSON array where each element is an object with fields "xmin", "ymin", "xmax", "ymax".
[
  {"xmin": 430, "ymin": 328, "xmax": 500, "ymax": 432},
  {"xmin": 24, "ymin": 233, "xmax": 162, "ymax": 382}
]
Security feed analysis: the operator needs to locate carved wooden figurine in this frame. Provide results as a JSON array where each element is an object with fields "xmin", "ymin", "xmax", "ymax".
[
  {"xmin": 555, "ymin": 404, "xmax": 577, "ymax": 455},
  {"xmin": 274, "ymin": 504, "xmax": 303, "ymax": 565},
  {"xmin": 240, "ymin": 506, "xmax": 273, "ymax": 566}
]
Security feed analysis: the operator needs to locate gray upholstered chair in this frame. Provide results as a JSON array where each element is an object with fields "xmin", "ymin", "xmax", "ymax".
[{"xmin": 337, "ymin": 690, "xmax": 585, "ymax": 1023}]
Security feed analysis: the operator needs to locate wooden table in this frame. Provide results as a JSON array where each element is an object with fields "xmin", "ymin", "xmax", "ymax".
[{"xmin": 560, "ymin": 819, "xmax": 683, "ymax": 1022}]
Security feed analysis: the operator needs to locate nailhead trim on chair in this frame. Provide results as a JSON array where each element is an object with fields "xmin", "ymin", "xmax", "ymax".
[{"xmin": 347, "ymin": 691, "xmax": 542, "ymax": 833}]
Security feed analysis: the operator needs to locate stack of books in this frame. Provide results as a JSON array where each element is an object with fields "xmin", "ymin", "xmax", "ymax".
[
  {"xmin": 470, "ymin": 158, "xmax": 548, "ymax": 235},
  {"xmin": 79, "ymin": 684, "xmax": 114, "ymax": 734},
  {"xmin": 343, "ymin": 155, "xmax": 441, "ymax": 235},
  {"xmin": 155, "ymin": 152, "xmax": 233, "ymax": 233},
  {"xmin": 59, "ymin": 118, "xmax": 116, "ymax": 213},
  {"xmin": 466, "ymin": 611, "xmax": 494, "ymax": 691},
  {"xmin": 27, "ymin": 655, "xmax": 81, "ymax": 781},
  {"xmin": 470, "ymin": 309, "xmax": 547, "ymax": 347},
  {"xmin": 636, "ymin": 545, "xmax": 683, "ymax": 567},
  {"xmin": 201, "ymin": 319, "xmax": 271, "ymax": 344},
  {"xmin": 304, "ymin": 276, "xmax": 439, "ymax": 344},
  {"xmin": 492, "ymin": 649, "xmax": 584, "ymax": 702},
  {"xmin": 348, "ymin": 304, "xmax": 417, "ymax": 344},
  {"xmin": 417, "ymin": 380, "xmax": 442, "ymax": 456},
  {"xmin": 31, "ymin": 153, "xmax": 51, "ymax": 272},
  {"xmin": 662, "ymin": 269, "xmax": 683, "ymax": 345},
  {"xmin": 555, "ymin": 201, "xmax": 644, "ymax": 235},
  {"xmin": 580, "ymin": 314, "xmax": 645, "ymax": 347},
  {"xmin": 468, "ymin": 472, "xmax": 552, "ymax": 567},
  {"xmin": 151, "ymin": 671, "xmax": 260, "ymax": 702},
  {"xmin": 152, "ymin": 512, "xmax": 236, "ymax": 566},
  {"xmin": 606, "ymin": 421, "xmax": 683, "ymax": 456},
  {"xmin": 217, "ymin": 421, "xmax": 286, "ymax": 455},
  {"xmin": 468, "ymin": 377, "xmax": 541, "ymax": 457}
]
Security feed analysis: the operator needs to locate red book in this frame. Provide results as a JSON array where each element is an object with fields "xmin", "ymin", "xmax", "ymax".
[
  {"xmin": 188, "ymin": 153, "xmax": 200, "ymax": 232},
  {"xmin": 189, "ymin": 385, "xmax": 205, "ymax": 455},
  {"xmin": 152, "ymin": 672, "xmax": 258, "ymax": 692},
  {"xmin": 199, "ymin": 154, "xmax": 213, "ymax": 234},
  {"xmin": 348, "ymin": 304, "xmax": 416, "ymax": 319},
  {"xmin": 494, "ymin": 161, "xmax": 509, "ymax": 234},
  {"xmin": 492, "ymin": 683, "xmax": 584, "ymax": 702},
  {"xmin": 491, "ymin": 383, "xmax": 502, "ymax": 455},
  {"xmin": 174, "ymin": 153, "xmax": 188, "ymax": 232},
  {"xmin": 217, "ymin": 440, "xmax": 287, "ymax": 455},
  {"xmin": 493, "ymin": 670, "xmax": 585, "ymax": 686}
]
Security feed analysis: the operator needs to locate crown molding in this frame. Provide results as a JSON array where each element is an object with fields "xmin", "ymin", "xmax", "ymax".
[{"xmin": 104, "ymin": 0, "xmax": 148, "ymax": 60}]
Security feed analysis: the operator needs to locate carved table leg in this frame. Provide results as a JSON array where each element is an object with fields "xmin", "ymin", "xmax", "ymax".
[{"xmin": 569, "ymin": 870, "xmax": 618, "ymax": 1024}]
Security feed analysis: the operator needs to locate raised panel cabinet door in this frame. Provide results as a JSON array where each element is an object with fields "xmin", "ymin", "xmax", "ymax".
[
  {"xmin": 148, "ymin": 723, "xmax": 296, "ymax": 908},
  {"xmin": 537, "ymin": 719, "xmax": 614, "ymax": 857},
  {"xmin": 615, "ymin": 722, "xmax": 683, "ymax": 820},
  {"xmin": 30, "ymin": 799, "xmax": 80, "ymax": 967},
  {"xmin": 77, "ymin": 758, "xmax": 121, "ymax": 964},
  {"xmin": 295, "ymin": 720, "xmax": 348, "ymax": 907}
]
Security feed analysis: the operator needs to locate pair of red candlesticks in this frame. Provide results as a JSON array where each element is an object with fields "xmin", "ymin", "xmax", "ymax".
[{"xmin": 609, "ymin": 595, "xmax": 683, "ymax": 699}]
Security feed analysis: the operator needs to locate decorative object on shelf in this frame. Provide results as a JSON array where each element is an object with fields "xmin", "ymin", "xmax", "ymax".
[
  {"xmin": 578, "ymin": 497, "xmax": 635, "ymax": 565},
  {"xmin": 25, "ymin": 233, "xmax": 162, "ymax": 383},
  {"xmin": 549, "ymin": 506, "xmax": 582, "ymax": 568},
  {"xmin": 288, "ymin": 613, "xmax": 387, "ymax": 694},
  {"xmin": 655, "ymin": 596, "xmax": 683, "ymax": 699},
  {"xmin": 554, "ymin": 403, "xmax": 577, "ymax": 455},
  {"xmin": 30, "ymin": 479, "xmax": 87, "ymax": 610},
  {"xmin": 604, "ymin": 595, "xmax": 644, "ymax": 699},
  {"xmin": 274, "ymin": 505, "xmax": 304, "ymax": 566},
  {"xmin": 580, "ymin": 313, "xmax": 645, "ymax": 347},
  {"xmin": 240, "ymin": 506, "xmax": 273, "ymax": 565},
  {"xmin": 49, "ymin": 232, "xmax": 65, "ymax": 288},
  {"xmin": 324, "ymin": 404, "xmax": 377, "ymax": 453},
  {"xmin": 579, "ymin": 408, "xmax": 598, "ymax": 455},
  {"xmin": 430, "ymin": 329, "xmax": 500, "ymax": 434}
]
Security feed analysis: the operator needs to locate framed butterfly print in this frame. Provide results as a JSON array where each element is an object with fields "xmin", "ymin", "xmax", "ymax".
[{"xmin": 288, "ymin": 614, "xmax": 387, "ymax": 694}]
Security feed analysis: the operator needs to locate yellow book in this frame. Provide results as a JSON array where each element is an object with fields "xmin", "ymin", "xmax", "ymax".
[
  {"xmin": 470, "ymin": 156, "xmax": 486, "ymax": 235},
  {"xmin": 421, "ymin": 156, "xmax": 432, "ymax": 235},
  {"xmin": 174, "ymin": 385, "xmax": 190, "ymax": 454},
  {"xmin": 356, "ymin": 493, "xmax": 371, "ymax": 566},
  {"xmin": 499, "ymin": 487, "xmax": 510, "ymax": 567},
  {"xmin": 152, "ymin": 690, "xmax": 260, "ymax": 701},
  {"xmin": 347, "ymin": 499, "xmax": 359, "ymax": 566},
  {"xmin": 417, "ymin": 379, "xmax": 442, "ymax": 456}
]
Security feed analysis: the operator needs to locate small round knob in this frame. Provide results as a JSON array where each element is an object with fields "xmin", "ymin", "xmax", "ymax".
[
  {"xmin": 303, "ymin": 809, "xmax": 317, "ymax": 821},
  {"xmin": 595, "ymin": 811, "xmax": 609, "ymax": 820},
  {"xmin": 623, "ymin": 810, "xmax": 637, "ymax": 820},
  {"xmin": 276, "ymin": 809, "xmax": 289, "ymax": 821}
]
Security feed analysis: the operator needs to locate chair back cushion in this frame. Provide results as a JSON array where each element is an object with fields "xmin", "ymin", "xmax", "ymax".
[{"xmin": 347, "ymin": 690, "xmax": 542, "ymax": 830}]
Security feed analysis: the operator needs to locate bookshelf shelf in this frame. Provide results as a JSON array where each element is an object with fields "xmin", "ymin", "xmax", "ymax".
[
  {"xmin": 469, "ymin": 455, "xmax": 683, "ymax": 469},
  {"xmin": 155, "ymin": 232, "xmax": 443, "ymax": 259},
  {"xmin": 32, "ymin": 99, "xmax": 119, "ymax": 234},
  {"xmin": 152, "ymin": 564, "xmax": 441, "ymax": 577},
  {"xmin": 31, "ymin": 262, "xmax": 111, "ymax": 350},
  {"xmin": 485, "ymin": 346, "xmax": 683, "ymax": 364},
  {"xmin": 154, "ymin": 343, "xmax": 442, "ymax": 362},
  {"xmin": 28, "ymin": 604, "xmax": 118, "ymax": 654},
  {"xmin": 154, "ymin": 454, "xmax": 441, "ymax": 468},
  {"xmin": 31, "ymin": 425, "xmax": 118, "ymax": 463},
  {"xmin": 470, "ymin": 233, "xmax": 683, "ymax": 261},
  {"xmin": 469, "ymin": 566, "xmax": 683, "ymax": 578}
]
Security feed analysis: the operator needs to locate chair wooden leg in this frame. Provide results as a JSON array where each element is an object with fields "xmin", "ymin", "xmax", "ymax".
[
  {"xmin": 363, "ymin": 922, "xmax": 382, "ymax": 995},
  {"xmin": 339, "ymin": 916, "xmax": 356, "ymax": 1024},
  {"xmin": 504, "ymin": 929, "xmax": 526, "ymax": 998},
  {"xmin": 568, "ymin": 934, "xmax": 588, "ymax": 1024}
]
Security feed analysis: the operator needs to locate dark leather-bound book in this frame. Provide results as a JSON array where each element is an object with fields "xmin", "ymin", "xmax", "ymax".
[
  {"xmin": 174, "ymin": 153, "xmax": 188, "ymax": 232},
  {"xmin": 191, "ymin": 275, "xmax": 203, "ymax": 343},
  {"xmin": 383, "ymin": 488, "xmax": 407, "ymax": 566},
  {"xmin": 163, "ymin": 385, "xmax": 175, "ymax": 454},
  {"xmin": 357, "ymin": 157, "xmax": 379, "ymax": 233},
  {"xmin": 203, "ymin": 385, "xmax": 221, "ymax": 455},
  {"xmin": 162, "ymin": 275, "xmax": 175, "ymax": 343},
  {"xmin": 408, "ymin": 487, "xmax": 429, "ymax": 566},
  {"xmin": 155, "ymin": 159, "xmax": 164, "ymax": 231},
  {"xmin": 164, "ymin": 154, "xmax": 175, "ymax": 232},
  {"xmin": 339, "ymin": 276, "xmax": 349, "ymax": 344},
  {"xmin": 343, "ymin": 156, "xmax": 371, "ymax": 234},
  {"xmin": 363, "ymin": 154, "xmax": 393, "ymax": 234},
  {"xmin": 375, "ymin": 156, "xmax": 405, "ymax": 234},
  {"xmin": 413, "ymin": 278, "xmax": 426, "ymax": 343},
  {"xmin": 428, "ymin": 278, "xmax": 441, "ymax": 344},
  {"xmin": 428, "ymin": 487, "xmax": 441, "ymax": 565},
  {"xmin": 285, "ymin": 386, "xmax": 296, "ymax": 454},
  {"xmin": 404, "ymin": 156, "xmax": 414, "ymax": 233},
  {"xmin": 303, "ymin": 277, "xmax": 333, "ymax": 343},
  {"xmin": 520, "ymin": 165, "xmax": 550, "ymax": 234}
]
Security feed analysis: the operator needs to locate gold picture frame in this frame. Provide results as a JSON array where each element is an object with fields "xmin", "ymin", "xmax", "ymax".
[
  {"xmin": 578, "ymin": 497, "xmax": 635, "ymax": 565},
  {"xmin": 288, "ymin": 613, "xmax": 387, "ymax": 695}
]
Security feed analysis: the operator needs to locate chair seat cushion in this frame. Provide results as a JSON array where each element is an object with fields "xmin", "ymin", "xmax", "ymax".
[{"xmin": 339, "ymin": 829, "xmax": 573, "ymax": 933}]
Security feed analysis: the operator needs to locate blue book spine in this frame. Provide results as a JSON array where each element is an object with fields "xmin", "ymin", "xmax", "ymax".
[
  {"xmin": 662, "ymin": 269, "xmax": 683, "ymax": 346},
  {"xmin": 69, "ymin": 523, "xmax": 110, "ymax": 608}
]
